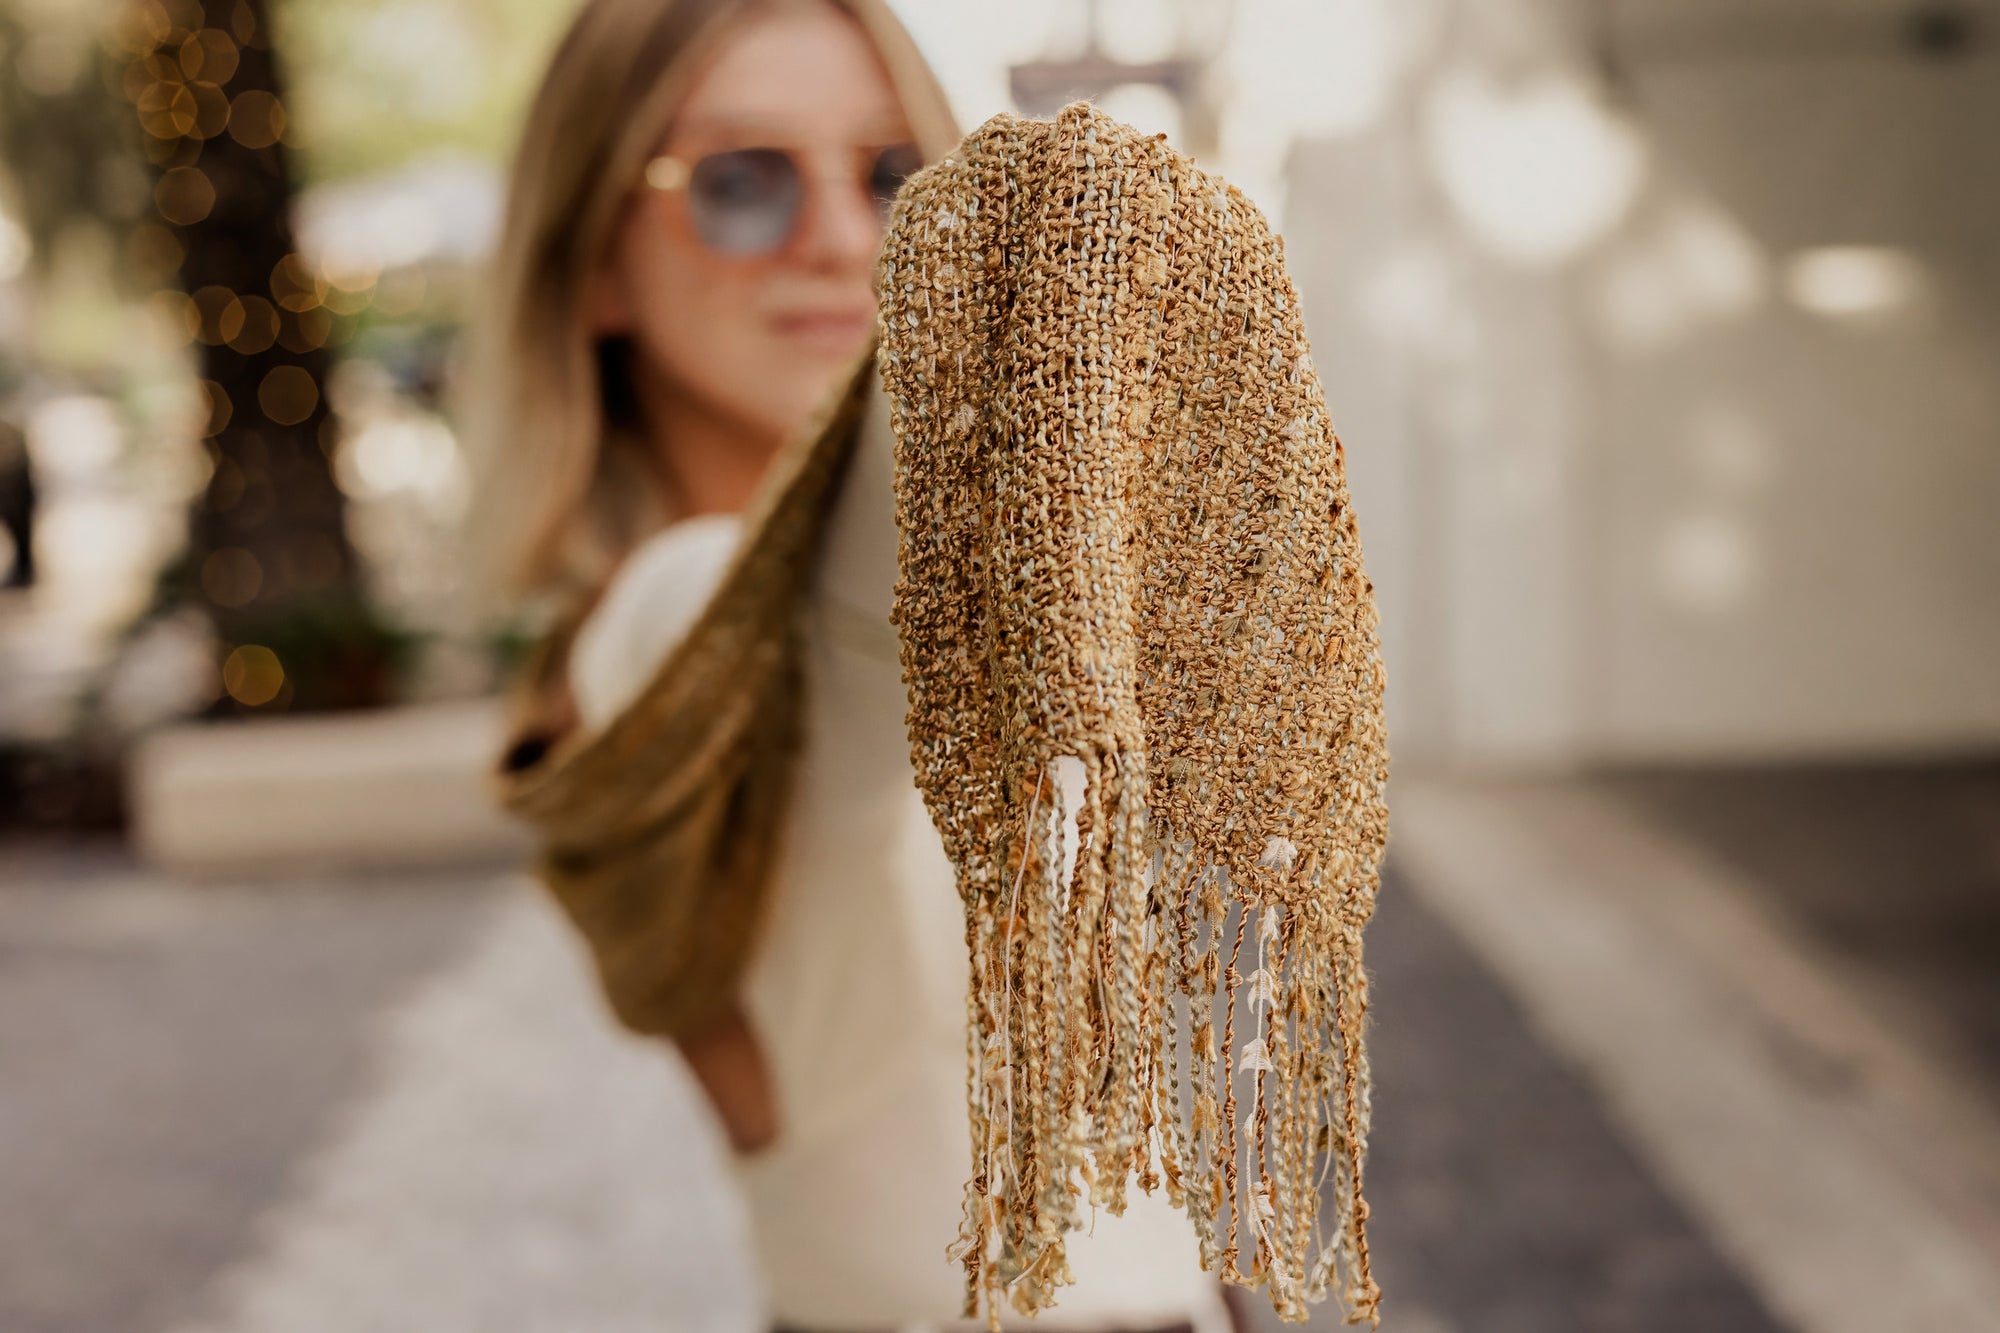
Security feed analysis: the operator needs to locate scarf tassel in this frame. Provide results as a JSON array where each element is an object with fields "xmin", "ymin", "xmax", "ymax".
[{"xmin": 955, "ymin": 754, "xmax": 1381, "ymax": 1328}]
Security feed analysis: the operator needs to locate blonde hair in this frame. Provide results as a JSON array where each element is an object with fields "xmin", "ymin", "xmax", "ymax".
[{"xmin": 461, "ymin": 0, "xmax": 959, "ymax": 604}]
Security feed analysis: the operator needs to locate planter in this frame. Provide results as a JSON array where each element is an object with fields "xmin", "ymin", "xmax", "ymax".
[{"xmin": 129, "ymin": 698, "xmax": 531, "ymax": 877}]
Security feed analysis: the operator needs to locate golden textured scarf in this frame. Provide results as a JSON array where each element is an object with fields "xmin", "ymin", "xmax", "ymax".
[{"xmin": 877, "ymin": 104, "xmax": 1390, "ymax": 1325}]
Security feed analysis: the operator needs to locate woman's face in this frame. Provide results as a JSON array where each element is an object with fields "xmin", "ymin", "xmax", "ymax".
[{"xmin": 596, "ymin": 3, "xmax": 914, "ymax": 447}]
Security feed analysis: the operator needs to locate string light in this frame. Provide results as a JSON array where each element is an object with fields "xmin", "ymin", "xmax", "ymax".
[
  {"xmin": 321, "ymin": 273, "xmax": 377, "ymax": 317},
  {"xmin": 154, "ymin": 165, "xmax": 215, "ymax": 225},
  {"xmin": 258, "ymin": 365, "xmax": 319, "ymax": 425},
  {"xmin": 140, "ymin": 134, "xmax": 187, "ymax": 167},
  {"xmin": 116, "ymin": 0, "xmax": 391, "ymax": 716},
  {"xmin": 226, "ymin": 295, "xmax": 280, "ymax": 354},
  {"xmin": 186, "ymin": 81, "xmax": 232, "ymax": 139},
  {"xmin": 227, "ymin": 89, "xmax": 286, "ymax": 150},
  {"xmin": 197, "ymin": 380, "xmax": 233, "ymax": 437},
  {"xmin": 277, "ymin": 305, "xmax": 332, "ymax": 353},
  {"xmin": 221, "ymin": 643, "xmax": 285, "ymax": 706},
  {"xmin": 136, "ymin": 79, "xmax": 199, "ymax": 138},
  {"xmin": 122, "ymin": 52, "xmax": 179, "ymax": 105},
  {"xmin": 228, "ymin": 0, "xmax": 261, "ymax": 49},
  {"xmin": 130, "ymin": 1, "xmax": 175, "ymax": 47},
  {"xmin": 269, "ymin": 252, "xmax": 325, "ymax": 312},
  {"xmin": 178, "ymin": 28, "xmax": 241, "ymax": 83},
  {"xmin": 190, "ymin": 284, "xmax": 237, "ymax": 345}
]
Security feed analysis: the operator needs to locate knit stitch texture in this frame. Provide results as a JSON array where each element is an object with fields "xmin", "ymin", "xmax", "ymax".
[{"xmin": 878, "ymin": 103, "xmax": 1391, "ymax": 1326}]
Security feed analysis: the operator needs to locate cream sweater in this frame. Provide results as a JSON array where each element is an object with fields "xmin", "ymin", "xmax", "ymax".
[{"xmin": 570, "ymin": 383, "xmax": 1229, "ymax": 1333}]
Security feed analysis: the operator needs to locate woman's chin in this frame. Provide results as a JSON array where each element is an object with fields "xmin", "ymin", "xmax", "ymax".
[{"xmin": 753, "ymin": 372, "xmax": 851, "ymax": 441}]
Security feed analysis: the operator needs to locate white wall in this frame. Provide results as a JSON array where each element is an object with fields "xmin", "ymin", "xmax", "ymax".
[
  {"xmin": 1587, "ymin": 46, "xmax": 2000, "ymax": 760},
  {"xmin": 1284, "ymin": 8, "xmax": 2000, "ymax": 767}
]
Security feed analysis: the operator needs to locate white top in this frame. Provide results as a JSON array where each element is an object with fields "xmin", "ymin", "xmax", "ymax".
[
  {"xmin": 569, "ymin": 384, "xmax": 1228, "ymax": 1333},
  {"xmin": 568, "ymin": 511, "xmax": 744, "ymax": 734}
]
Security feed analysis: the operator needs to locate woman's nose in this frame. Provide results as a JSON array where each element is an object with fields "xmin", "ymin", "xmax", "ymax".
[{"xmin": 793, "ymin": 172, "xmax": 883, "ymax": 270}]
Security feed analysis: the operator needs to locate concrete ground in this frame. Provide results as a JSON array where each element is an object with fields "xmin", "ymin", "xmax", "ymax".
[{"xmin": 2, "ymin": 766, "xmax": 1996, "ymax": 1333}]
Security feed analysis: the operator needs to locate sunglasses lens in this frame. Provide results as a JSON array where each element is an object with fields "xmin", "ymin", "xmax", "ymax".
[
  {"xmin": 687, "ymin": 148, "xmax": 802, "ymax": 255},
  {"xmin": 869, "ymin": 143, "xmax": 924, "ymax": 218}
]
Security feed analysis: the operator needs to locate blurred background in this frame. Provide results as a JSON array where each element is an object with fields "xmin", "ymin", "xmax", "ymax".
[{"xmin": 1, "ymin": 1, "xmax": 1995, "ymax": 1330}]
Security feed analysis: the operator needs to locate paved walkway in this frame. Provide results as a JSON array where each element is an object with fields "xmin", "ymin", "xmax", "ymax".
[
  {"xmin": 1603, "ymin": 762, "xmax": 2000, "ymax": 1101},
  {"xmin": 162, "ymin": 890, "xmax": 762, "ymax": 1333},
  {"xmin": 1349, "ymin": 882, "xmax": 1783, "ymax": 1333},
  {"xmin": 0, "ymin": 845, "xmax": 759, "ymax": 1333},
  {"xmin": 3, "ymin": 768, "xmax": 1996, "ymax": 1332},
  {"xmin": 1391, "ymin": 779, "xmax": 2000, "ymax": 1333}
]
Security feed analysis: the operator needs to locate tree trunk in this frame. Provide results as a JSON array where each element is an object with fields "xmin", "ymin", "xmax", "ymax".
[{"xmin": 129, "ymin": 0, "xmax": 389, "ymax": 713}]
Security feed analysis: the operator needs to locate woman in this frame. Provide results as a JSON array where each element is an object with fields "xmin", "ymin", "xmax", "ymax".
[{"xmin": 468, "ymin": 2, "xmax": 1238, "ymax": 1330}]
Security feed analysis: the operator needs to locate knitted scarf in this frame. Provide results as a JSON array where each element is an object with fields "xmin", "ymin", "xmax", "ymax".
[{"xmin": 877, "ymin": 104, "xmax": 1390, "ymax": 1325}]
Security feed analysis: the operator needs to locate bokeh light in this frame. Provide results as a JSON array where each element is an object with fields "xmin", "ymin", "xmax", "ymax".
[
  {"xmin": 178, "ymin": 28, "xmax": 242, "ymax": 85},
  {"xmin": 155, "ymin": 165, "xmax": 216, "ymax": 225},
  {"xmin": 227, "ymin": 0, "xmax": 261, "ymax": 48},
  {"xmin": 1782, "ymin": 246, "xmax": 1929, "ymax": 322},
  {"xmin": 1590, "ymin": 198, "xmax": 1768, "ymax": 353},
  {"xmin": 269, "ymin": 252, "xmax": 327, "ymax": 312},
  {"xmin": 221, "ymin": 643, "xmax": 286, "ymax": 706},
  {"xmin": 322, "ymin": 264, "xmax": 378, "ymax": 316},
  {"xmin": 258, "ymin": 366, "xmax": 320, "ymax": 422},
  {"xmin": 1657, "ymin": 511, "xmax": 1759, "ymax": 615},
  {"xmin": 1423, "ymin": 69, "xmax": 1648, "ymax": 268},
  {"xmin": 277, "ymin": 305, "xmax": 333, "ymax": 353},
  {"xmin": 226, "ymin": 294, "xmax": 281, "ymax": 354},
  {"xmin": 258, "ymin": 365, "xmax": 320, "ymax": 425},
  {"xmin": 335, "ymin": 416, "xmax": 464, "ymax": 502},
  {"xmin": 127, "ymin": 0, "xmax": 175, "ymax": 48},
  {"xmin": 228, "ymin": 89, "xmax": 287, "ymax": 150},
  {"xmin": 190, "ymin": 284, "xmax": 238, "ymax": 345},
  {"xmin": 186, "ymin": 81, "xmax": 232, "ymax": 140},
  {"xmin": 136, "ymin": 79, "xmax": 199, "ymax": 139},
  {"xmin": 201, "ymin": 546, "xmax": 264, "ymax": 608},
  {"xmin": 197, "ymin": 380, "xmax": 234, "ymax": 438},
  {"xmin": 123, "ymin": 52, "xmax": 180, "ymax": 106},
  {"xmin": 26, "ymin": 396, "xmax": 125, "ymax": 480}
]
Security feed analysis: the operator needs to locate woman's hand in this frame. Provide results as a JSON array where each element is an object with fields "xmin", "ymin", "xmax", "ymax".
[{"xmin": 675, "ymin": 1004, "xmax": 778, "ymax": 1154}]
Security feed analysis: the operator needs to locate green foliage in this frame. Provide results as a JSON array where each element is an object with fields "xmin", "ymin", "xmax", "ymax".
[
  {"xmin": 276, "ymin": 0, "xmax": 583, "ymax": 186},
  {"xmin": 0, "ymin": 2, "xmax": 139, "ymax": 265},
  {"xmin": 213, "ymin": 586, "xmax": 422, "ymax": 713}
]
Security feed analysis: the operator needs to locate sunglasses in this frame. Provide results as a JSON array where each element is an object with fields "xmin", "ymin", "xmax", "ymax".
[{"xmin": 642, "ymin": 142, "xmax": 924, "ymax": 257}]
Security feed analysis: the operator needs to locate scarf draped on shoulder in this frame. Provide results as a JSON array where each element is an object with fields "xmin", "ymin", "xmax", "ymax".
[
  {"xmin": 877, "ymin": 104, "xmax": 1389, "ymax": 1325},
  {"xmin": 496, "ymin": 355, "xmax": 875, "ymax": 1041}
]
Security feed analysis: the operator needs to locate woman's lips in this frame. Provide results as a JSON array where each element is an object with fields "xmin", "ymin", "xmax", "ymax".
[{"xmin": 771, "ymin": 309, "xmax": 875, "ymax": 348}]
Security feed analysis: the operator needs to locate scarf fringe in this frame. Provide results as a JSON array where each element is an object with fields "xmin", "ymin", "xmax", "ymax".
[{"xmin": 953, "ymin": 753, "xmax": 1381, "ymax": 1328}]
